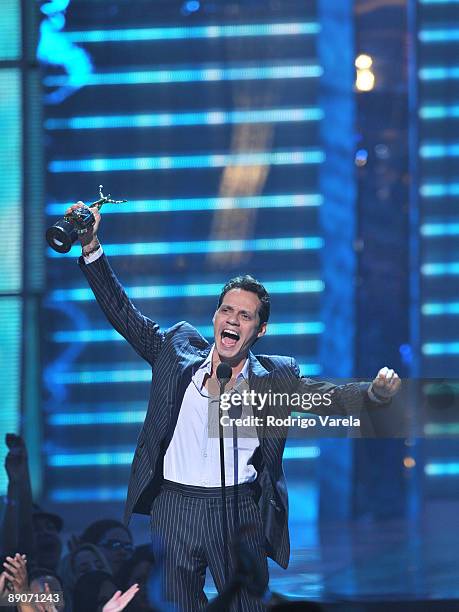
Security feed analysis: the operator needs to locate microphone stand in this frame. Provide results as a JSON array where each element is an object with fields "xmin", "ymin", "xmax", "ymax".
[
  {"xmin": 217, "ymin": 364, "xmax": 231, "ymax": 583},
  {"xmin": 231, "ymin": 403, "xmax": 241, "ymax": 612},
  {"xmin": 218, "ymin": 363, "xmax": 242, "ymax": 611}
]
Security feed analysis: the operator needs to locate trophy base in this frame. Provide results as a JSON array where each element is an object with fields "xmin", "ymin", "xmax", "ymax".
[{"xmin": 46, "ymin": 220, "xmax": 78, "ymax": 253}]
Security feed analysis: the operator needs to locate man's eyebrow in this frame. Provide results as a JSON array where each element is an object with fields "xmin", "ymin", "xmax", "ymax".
[{"xmin": 220, "ymin": 304, "xmax": 255, "ymax": 316}]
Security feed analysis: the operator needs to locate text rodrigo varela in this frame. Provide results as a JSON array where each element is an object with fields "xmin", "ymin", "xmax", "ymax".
[{"xmin": 219, "ymin": 389, "xmax": 360, "ymax": 429}]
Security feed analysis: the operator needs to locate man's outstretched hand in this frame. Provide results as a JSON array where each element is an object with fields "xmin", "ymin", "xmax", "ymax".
[
  {"xmin": 64, "ymin": 201, "xmax": 101, "ymax": 249},
  {"xmin": 370, "ymin": 367, "xmax": 401, "ymax": 401}
]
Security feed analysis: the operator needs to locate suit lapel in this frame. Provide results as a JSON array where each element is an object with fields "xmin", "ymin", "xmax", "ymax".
[
  {"xmin": 165, "ymin": 342, "xmax": 211, "ymax": 446},
  {"xmin": 248, "ymin": 352, "xmax": 272, "ymax": 446}
]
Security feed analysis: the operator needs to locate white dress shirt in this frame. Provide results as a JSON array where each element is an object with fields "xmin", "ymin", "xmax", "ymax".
[{"xmin": 163, "ymin": 345, "xmax": 259, "ymax": 486}]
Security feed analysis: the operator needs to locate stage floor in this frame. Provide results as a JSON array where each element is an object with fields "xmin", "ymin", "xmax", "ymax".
[
  {"xmin": 204, "ymin": 499, "xmax": 459, "ymax": 605},
  {"xmin": 52, "ymin": 491, "xmax": 459, "ymax": 606}
]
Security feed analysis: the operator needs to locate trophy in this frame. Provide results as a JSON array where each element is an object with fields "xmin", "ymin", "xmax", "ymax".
[{"xmin": 46, "ymin": 185, "xmax": 127, "ymax": 253}]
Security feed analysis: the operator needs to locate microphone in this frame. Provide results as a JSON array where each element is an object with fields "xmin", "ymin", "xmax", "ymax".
[
  {"xmin": 216, "ymin": 362, "xmax": 232, "ymax": 390},
  {"xmin": 216, "ymin": 361, "xmax": 232, "ymax": 581}
]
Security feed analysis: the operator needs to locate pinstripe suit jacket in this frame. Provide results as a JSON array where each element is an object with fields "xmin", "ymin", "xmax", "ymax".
[{"xmin": 80, "ymin": 254, "xmax": 372, "ymax": 569}]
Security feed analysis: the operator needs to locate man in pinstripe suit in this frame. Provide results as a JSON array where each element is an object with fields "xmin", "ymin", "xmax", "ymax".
[{"xmin": 68, "ymin": 202, "xmax": 401, "ymax": 611}]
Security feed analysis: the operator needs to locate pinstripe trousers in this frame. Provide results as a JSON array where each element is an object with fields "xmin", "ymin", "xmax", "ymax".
[{"xmin": 150, "ymin": 480, "xmax": 268, "ymax": 612}]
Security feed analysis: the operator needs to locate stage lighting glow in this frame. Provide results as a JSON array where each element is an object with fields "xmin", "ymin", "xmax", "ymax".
[
  {"xmin": 49, "ymin": 410, "xmax": 147, "ymax": 425},
  {"xmin": 355, "ymin": 149, "xmax": 368, "ymax": 166},
  {"xmin": 420, "ymin": 105, "xmax": 459, "ymax": 119},
  {"xmin": 45, "ymin": 107, "xmax": 324, "ymax": 130},
  {"xmin": 420, "ymin": 223, "xmax": 459, "ymax": 236},
  {"xmin": 424, "ymin": 423, "xmax": 459, "ymax": 435},
  {"xmin": 48, "ymin": 452, "xmax": 134, "ymax": 467},
  {"xmin": 355, "ymin": 69, "xmax": 375, "ymax": 92},
  {"xmin": 0, "ymin": 70, "xmax": 22, "ymax": 293},
  {"xmin": 422, "ymin": 302, "xmax": 459, "ymax": 315},
  {"xmin": 50, "ymin": 279, "xmax": 325, "ymax": 303},
  {"xmin": 47, "ymin": 402, "xmax": 146, "ymax": 427},
  {"xmin": 355, "ymin": 54, "xmax": 373, "ymax": 70},
  {"xmin": 183, "ymin": 0, "xmax": 200, "ymax": 13},
  {"xmin": 50, "ymin": 487, "xmax": 127, "ymax": 502},
  {"xmin": 48, "ymin": 236, "xmax": 324, "ymax": 259},
  {"xmin": 52, "ymin": 322, "xmax": 324, "ymax": 344},
  {"xmin": 425, "ymin": 462, "xmax": 459, "ymax": 476},
  {"xmin": 0, "ymin": 299, "xmax": 21, "ymax": 494},
  {"xmin": 422, "ymin": 342, "xmax": 459, "ymax": 355},
  {"xmin": 48, "ymin": 445, "xmax": 320, "ymax": 468},
  {"xmin": 46, "ymin": 193, "xmax": 323, "ymax": 216},
  {"xmin": 419, "ymin": 29, "xmax": 459, "ymax": 42},
  {"xmin": 64, "ymin": 22, "xmax": 320, "ymax": 43},
  {"xmin": 421, "ymin": 262, "xmax": 459, "ymax": 275},
  {"xmin": 0, "ymin": 0, "xmax": 20, "ymax": 60},
  {"xmin": 420, "ymin": 183, "xmax": 459, "ymax": 197},
  {"xmin": 44, "ymin": 64, "xmax": 323, "ymax": 88},
  {"xmin": 419, "ymin": 66, "xmax": 459, "ymax": 80},
  {"xmin": 282, "ymin": 446, "xmax": 320, "ymax": 459},
  {"xmin": 48, "ymin": 149, "xmax": 325, "ymax": 173},
  {"xmin": 420, "ymin": 143, "xmax": 459, "ymax": 158},
  {"xmin": 49, "ymin": 361, "xmax": 322, "ymax": 385}
]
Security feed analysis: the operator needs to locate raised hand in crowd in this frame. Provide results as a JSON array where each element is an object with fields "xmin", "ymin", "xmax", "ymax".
[
  {"xmin": 2, "ymin": 553, "xmax": 28, "ymax": 593},
  {"xmin": 5, "ymin": 435, "xmax": 29, "ymax": 485},
  {"xmin": 2, "ymin": 434, "xmax": 34, "ymax": 560},
  {"xmin": 102, "ymin": 584, "xmax": 140, "ymax": 612},
  {"xmin": 0, "ymin": 554, "xmax": 37, "ymax": 612},
  {"xmin": 67, "ymin": 534, "xmax": 82, "ymax": 554}
]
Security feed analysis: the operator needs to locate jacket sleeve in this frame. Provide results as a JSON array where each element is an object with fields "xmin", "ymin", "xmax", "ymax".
[
  {"xmin": 290, "ymin": 358, "xmax": 379, "ymax": 417},
  {"xmin": 79, "ymin": 253, "xmax": 165, "ymax": 365}
]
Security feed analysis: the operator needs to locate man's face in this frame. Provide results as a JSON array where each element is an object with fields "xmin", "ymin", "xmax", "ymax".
[{"xmin": 213, "ymin": 288, "xmax": 266, "ymax": 366}]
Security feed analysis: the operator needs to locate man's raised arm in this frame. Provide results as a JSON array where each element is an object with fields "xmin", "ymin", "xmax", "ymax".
[
  {"xmin": 291, "ymin": 358, "xmax": 401, "ymax": 417},
  {"xmin": 68, "ymin": 201, "xmax": 165, "ymax": 366}
]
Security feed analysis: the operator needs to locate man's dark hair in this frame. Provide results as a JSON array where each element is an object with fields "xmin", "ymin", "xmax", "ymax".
[{"xmin": 217, "ymin": 274, "xmax": 270, "ymax": 326}]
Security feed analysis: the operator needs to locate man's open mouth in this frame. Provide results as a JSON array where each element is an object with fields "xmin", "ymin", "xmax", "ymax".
[{"xmin": 221, "ymin": 329, "xmax": 240, "ymax": 348}]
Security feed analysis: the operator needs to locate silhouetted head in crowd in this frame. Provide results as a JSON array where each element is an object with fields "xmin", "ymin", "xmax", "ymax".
[
  {"xmin": 29, "ymin": 569, "xmax": 64, "ymax": 611},
  {"xmin": 71, "ymin": 543, "xmax": 111, "ymax": 580},
  {"xmin": 118, "ymin": 545, "xmax": 156, "ymax": 611},
  {"xmin": 73, "ymin": 570, "xmax": 117, "ymax": 612},
  {"xmin": 32, "ymin": 507, "xmax": 63, "ymax": 571},
  {"xmin": 81, "ymin": 519, "xmax": 133, "ymax": 575}
]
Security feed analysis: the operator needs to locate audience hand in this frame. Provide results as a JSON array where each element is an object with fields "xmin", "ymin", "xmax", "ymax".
[
  {"xmin": 5, "ymin": 435, "xmax": 29, "ymax": 484},
  {"xmin": 2, "ymin": 554, "xmax": 28, "ymax": 593},
  {"xmin": 102, "ymin": 584, "xmax": 139, "ymax": 612},
  {"xmin": 67, "ymin": 534, "xmax": 82, "ymax": 554}
]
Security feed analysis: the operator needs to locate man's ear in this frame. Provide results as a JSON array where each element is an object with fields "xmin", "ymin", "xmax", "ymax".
[{"xmin": 257, "ymin": 322, "xmax": 267, "ymax": 338}]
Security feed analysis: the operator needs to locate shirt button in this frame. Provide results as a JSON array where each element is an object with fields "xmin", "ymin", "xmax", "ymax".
[{"xmin": 203, "ymin": 452, "xmax": 207, "ymax": 457}]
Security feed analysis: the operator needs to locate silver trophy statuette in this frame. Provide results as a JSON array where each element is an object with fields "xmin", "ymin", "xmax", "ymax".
[{"xmin": 46, "ymin": 185, "xmax": 127, "ymax": 253}]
